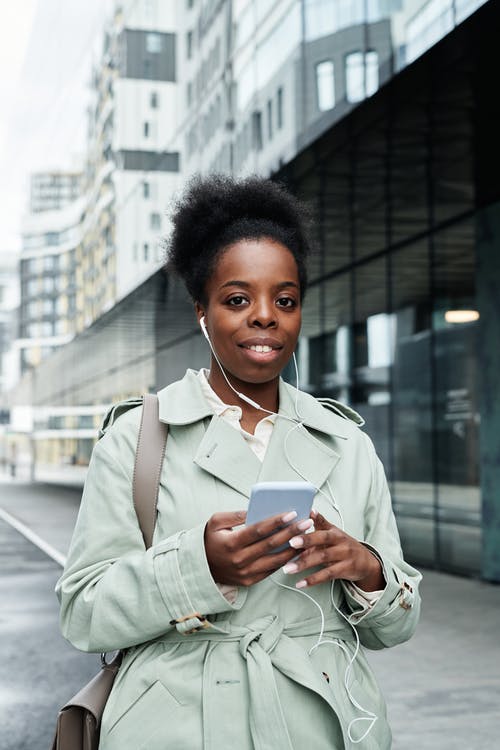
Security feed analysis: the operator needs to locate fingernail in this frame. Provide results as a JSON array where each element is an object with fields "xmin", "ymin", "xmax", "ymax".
[
  {"xmin": 289, "ymin": 536, "xmax": 304, "ymax": 549},
  {"xmin": 297, "ymin": 518, "xmax": 313, "ymax": 531},
  {"xmin": 282, "ymin": 511, "xmax": 297, "ymax": 523},
  {"xmin": 283, "ymin": 562, "xmax": 299, "ymax": 574},
  {"xmin": 296, "ymin": 580, "xmax": 308, "ymax": 589},
  {"xmin": 310, "ymin": 509, "xmax": 318, "ymax": 518}
]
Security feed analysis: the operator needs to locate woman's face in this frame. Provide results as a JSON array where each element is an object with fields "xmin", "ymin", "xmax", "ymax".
[{"xmin": 196, "ymin": 237, "xmax": 302, "ymax": 386}]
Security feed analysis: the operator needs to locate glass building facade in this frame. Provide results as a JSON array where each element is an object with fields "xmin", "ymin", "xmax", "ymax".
[{"xmin": 275, "ymin": 0, "xmax": 499, "ymax": 578}]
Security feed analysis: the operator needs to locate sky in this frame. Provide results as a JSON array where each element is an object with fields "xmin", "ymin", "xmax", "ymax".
[{"xmin": 0, "ymin": 0, "xmax": 114, "ymax": 257}]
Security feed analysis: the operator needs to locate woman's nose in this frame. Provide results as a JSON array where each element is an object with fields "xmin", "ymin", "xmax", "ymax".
[{"xmin": 249, "ymin": 300, "xmax": 277, "ymax": 328}]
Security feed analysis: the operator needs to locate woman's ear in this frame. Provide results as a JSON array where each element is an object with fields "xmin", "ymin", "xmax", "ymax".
[{"xmin": 194, "ymin": 302, "xmax": 205, "ymax": 324}]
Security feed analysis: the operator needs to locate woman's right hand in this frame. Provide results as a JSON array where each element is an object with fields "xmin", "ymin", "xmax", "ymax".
[{"xmin": 204, "ymin": 510, "xmax": 313, "ymax": 587}]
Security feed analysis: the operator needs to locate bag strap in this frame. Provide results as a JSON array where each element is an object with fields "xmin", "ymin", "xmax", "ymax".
[{"xmin": 132, "ymin": 393, "xmax": 169, "ymax": 549}]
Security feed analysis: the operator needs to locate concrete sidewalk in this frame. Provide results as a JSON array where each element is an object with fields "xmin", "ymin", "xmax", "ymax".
[
  {"xmin": 1, "ymin": 477, "xmax": 499, "ymax": 748},
  {"xmin": 367, "ymin": 571, "xmax": 500, "ymax": 748}
]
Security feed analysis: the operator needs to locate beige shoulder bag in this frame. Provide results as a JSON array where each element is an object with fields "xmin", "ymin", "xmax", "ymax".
[{"xmin": 51, "ymin": 393, "xmax": 168, "ymax": 750}]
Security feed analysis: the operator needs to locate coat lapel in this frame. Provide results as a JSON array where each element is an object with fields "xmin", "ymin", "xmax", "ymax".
[
  {"xmin": 257, "ymin": 379, "xmax": 347, "ymax": 491},
  {"xmin": 193, "ymin": 415, "xmax": 262, "ymax": 498},
  {"xmin": 257, "ymin": 412, "xmax": 341, "ymax": 491}
]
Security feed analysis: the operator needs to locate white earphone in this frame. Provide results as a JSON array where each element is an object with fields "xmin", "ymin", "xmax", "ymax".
[
  {"xmin": 199, "ymin": 315, "xmax": 210, "ymax": 341},
  {"xmin": 198, "ymin": 315, "xmax": 262, "ymax": 410}
]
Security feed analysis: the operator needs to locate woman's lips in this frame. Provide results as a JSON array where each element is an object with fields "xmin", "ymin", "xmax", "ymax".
[
  {"xmin": 245, "ymin": 344, "xmax": 275, "ymax": 353},
  {"xmin": 239, "ymin": 343, "xmax": 283, "ymax": 362}
]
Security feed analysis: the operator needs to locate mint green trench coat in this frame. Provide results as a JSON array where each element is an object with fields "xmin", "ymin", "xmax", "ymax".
[{"xmin": 56, "ymin": 369, "xmax": 421, "ymax": 750}]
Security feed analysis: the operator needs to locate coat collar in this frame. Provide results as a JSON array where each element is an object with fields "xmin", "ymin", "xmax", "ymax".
[
  {"xmin": 157, "ymin": 370, "xmax": 353, "ymax": 498},
  {"xmin": 157, "ymin": 368, "xmax": 351, "ymax": 439}
]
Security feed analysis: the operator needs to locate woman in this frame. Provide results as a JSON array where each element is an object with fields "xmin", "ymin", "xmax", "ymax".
[{"xmin": 57, "ymin": 175, "xmax": 421, "ymax": 749}]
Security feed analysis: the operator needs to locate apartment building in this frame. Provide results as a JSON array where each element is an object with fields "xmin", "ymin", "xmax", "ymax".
[
  {"xmin": 18, "ymin": 181, "xmax": 84, "ymax": 374},
  {"xmin": 81, "ymin": 0, "xmax": 181, "ymax": 328}
]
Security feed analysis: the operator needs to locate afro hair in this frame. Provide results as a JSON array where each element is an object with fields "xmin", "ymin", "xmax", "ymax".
[{"xmin": 165, "ymin": 174, "xmax": 312, "ymax": 304}]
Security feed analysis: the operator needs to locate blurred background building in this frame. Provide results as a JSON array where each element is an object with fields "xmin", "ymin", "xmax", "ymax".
[
  {"xmin": 19, "ymin": 179, "xmax": 84, "ymax": 373},
  {"xmin": 83, "ymin": 2, "xmax": 180, "ymax": 318},
  {"xmin": 2, "ymin": 0, "xmax": 499, "ymax": 583}
]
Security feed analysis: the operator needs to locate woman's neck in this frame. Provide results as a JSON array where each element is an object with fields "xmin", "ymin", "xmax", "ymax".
[{"xmin": 207, "ymin": 366, "xmax": 279, "ymax": 432}]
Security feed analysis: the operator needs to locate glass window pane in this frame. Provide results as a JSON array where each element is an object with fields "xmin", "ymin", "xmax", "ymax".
[
  {"xmin": 433, "ymin": 219, "xmax": 480, "ymax": 575},
  {"xmin": 365, "ymin": 50, "xmax": 379, "ymax": 97},
  {"xmin": 391, "ymin": 239, "xmax": 435, "ymax": 567},
  {"xmin": 146, "ymin": 33, "xmax": 162, "ymax": 54},
  {"xmin": 316, "ymin": 60, "xmax": 335, "ymax": 111},
  {"xmin": 352, "ymin": 258, "xmax": 390, "ymax": 467},
  {"xmin": 346, "ymin": 52, "xmax": 364, "ymax": 103}
]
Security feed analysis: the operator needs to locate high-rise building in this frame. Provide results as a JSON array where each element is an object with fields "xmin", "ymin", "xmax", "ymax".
[
  {"xmin": 18, "ymin": 196, "xmax": 84, "ymax": 373},
  {"xmin": 80, "ymin": 1, "xmax": 181, "ymax": 327},
  {"xmin": 180, "ymin": 0, "xmax": 397, "ymax": 177}
]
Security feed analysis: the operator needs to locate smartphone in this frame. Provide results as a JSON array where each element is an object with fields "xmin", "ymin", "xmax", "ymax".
[{"xmin": 246, "ymin": 481, "xmax": 316, "ymax": 553}]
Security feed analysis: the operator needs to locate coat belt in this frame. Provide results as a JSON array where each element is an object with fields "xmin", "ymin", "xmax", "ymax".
[{"xmin": 156, "ymin": 614, "xmax": 353, "ymax": 750}]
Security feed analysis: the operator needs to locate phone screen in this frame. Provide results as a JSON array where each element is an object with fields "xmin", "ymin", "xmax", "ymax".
[{"xmin": 246, "ymin": 481, "xmax": 316, "ymax": 553}]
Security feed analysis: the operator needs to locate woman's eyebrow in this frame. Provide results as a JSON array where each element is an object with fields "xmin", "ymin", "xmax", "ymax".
[
  {"xmin": 220, "ymin": 280, "xmax": 299, "ymax": 290},
  {"xmin": 220, "ymin": 280, "xmax": 251, "ymax": 289}
]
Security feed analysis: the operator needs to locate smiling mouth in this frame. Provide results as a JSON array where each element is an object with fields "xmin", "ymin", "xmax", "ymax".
[{"xmin": 243, "ymin": 344, "xmax": 279, "ymax": 353}]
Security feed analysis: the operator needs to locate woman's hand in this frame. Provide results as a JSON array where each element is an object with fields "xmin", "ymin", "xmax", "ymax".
[
  {"xmin": 282, "ymin": 511, "xmax": 385, "ymax": 591},
  {"xmin": 204, "ymin": 510, "xmax": 313, "ymax": 587}
]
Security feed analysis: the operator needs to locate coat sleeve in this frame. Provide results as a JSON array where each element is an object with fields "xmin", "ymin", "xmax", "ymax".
[
  {"xmin": 55, "ymin": 413, "xmax": 247, "ymax": 653},
  {"xmin": 339, "ymin": 432, "xmax": 422, "ymax": 650}
]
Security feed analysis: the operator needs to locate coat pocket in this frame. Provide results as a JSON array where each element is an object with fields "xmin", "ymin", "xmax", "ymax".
[{"xmin": 103, "ymin": 679, "xmax": 181, "ymax": 747}]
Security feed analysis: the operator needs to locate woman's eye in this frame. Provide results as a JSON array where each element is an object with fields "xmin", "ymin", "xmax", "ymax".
[
  {"xmin": 227, "ymin": 295, "xmax": 248, "ymax": 306},
  {"xmin": 277, "ymin": 297, "xmax": 297, "ymax": 308}
]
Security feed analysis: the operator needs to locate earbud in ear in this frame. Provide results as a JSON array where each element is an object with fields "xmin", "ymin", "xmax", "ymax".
[{"xmin": 200, "ymin": 316, "xmax": 210, "ymax": 341}]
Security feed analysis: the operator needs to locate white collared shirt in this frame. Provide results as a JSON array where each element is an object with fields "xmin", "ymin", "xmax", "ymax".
[{"xmin": 197, "ymin": 368, "xmax": 276, "ymax": 462}]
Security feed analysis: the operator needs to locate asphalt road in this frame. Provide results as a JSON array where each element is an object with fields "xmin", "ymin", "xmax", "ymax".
[
  {"xmin": 1, "ymin": 477, "xmax": 500, "ymax": 749},
  {"xmin": 0, "ymin": 513, "xmax": 99, "ymax": 750}
]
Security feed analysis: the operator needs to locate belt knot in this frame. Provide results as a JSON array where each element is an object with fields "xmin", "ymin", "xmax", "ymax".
[{"xmin": 239, "ymin": 616, "xmax": 284, "ymax": 659}]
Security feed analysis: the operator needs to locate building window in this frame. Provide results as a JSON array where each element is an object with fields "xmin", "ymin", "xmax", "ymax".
[
  {"xmin": 316, "ymin": 60, "xmax": 335, "ymax": 111},
  {"xmin": 144, "ymin": 121, "xmax": 150, "ymax": 138},
  {"xmin": 146, "ymin": 33, "xmax": 162, "ymax": 54},
  {"xmin": 252, "ymin": 111, "xmax": 263, "ymax": 151},
  {"xmin": 150, "ymin": 91, "xmax": 159, "ymax": 108},
  {"xmin": 345, "ymin": 50, "xmax": 379, "ymax": 103},
  {"xmin": 55, "ymin": 319, "xmax": 65, "ymax": 336},
  {"xmin": 143, "ymin": 181, "xmax": 150, "ymax": 198},
  {"xmin": 43, "ymin": 299, "xmax": 54, "ymax": 315},
  {"xmin": 150, "ymin": 213, "xmax": 161, "ymax": 230},
  {"xmin": 45, "ymin": 232, "xmax": 59, "ymax": 246},
  {"xmin": 144, "ymin": 243, "xmax": 149, "ymax": 262},
  {"xmin": 186, "ymin": 30, "xmax": 193, "ymax": 60},
  {"xmin": 41, "ymin": 321, "xmax": 53, "ymax": 337},
  {"xmin": 267, "ymin": 99, "xmax": 273, "ymax": 140},
  {"xmin": 187, "ymin": 81, "xmax": 193, "ymax": 107},
  {"xmin": 277, "ymin": 87, "xmax": 284, "ymax": 129},
  {"xmin": 43, "ymin": 255, "xmax": 55, "ymax": 271}
]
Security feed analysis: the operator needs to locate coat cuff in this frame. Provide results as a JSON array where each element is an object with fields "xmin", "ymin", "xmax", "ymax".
[
  {"xmin": 340, "ymin": 544, "xmax": 417, "ymax": 624},
  {"xmin": 152, "ymin": 523, "xmax": 247, "ymax": 634}
]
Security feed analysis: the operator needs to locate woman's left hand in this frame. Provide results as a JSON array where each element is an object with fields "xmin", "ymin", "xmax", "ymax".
[{"xmin": 282, "ymin": 511, "xmax": 385, "ymax": 591}]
